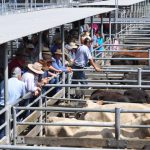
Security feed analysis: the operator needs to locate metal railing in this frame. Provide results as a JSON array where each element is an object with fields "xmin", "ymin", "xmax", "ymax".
[
  {"xmin": 12, "ymin": 105, "xmax": 150, "ymax": 144},
  {"xmin": 0, "ymin": 0, "xmax": 73, "ymax": 15}
]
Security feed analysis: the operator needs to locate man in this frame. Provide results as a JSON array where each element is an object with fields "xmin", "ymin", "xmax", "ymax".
[
  {"xmin": 51, "ymin": 49, "xmax": 72, "ymax": 73},
  {"xmin": 22, "ymin": 62, "xmax": 44, "ymax": 96},
  {"xmin": 0, "ymin": 67, "xmax": 26, "ymax": 138},
  {"xmin": 72, "ymin": 38, "xmax": 101, "ymax": 84},
  {"xmin": 0, "ymin": 67, "xmax": 26, "ymax": 106}
]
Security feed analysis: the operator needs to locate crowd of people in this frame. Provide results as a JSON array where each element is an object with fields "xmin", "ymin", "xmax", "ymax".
[{"xmin": 0, "ymin": 23, "xmax": 105, "ymax": 109}]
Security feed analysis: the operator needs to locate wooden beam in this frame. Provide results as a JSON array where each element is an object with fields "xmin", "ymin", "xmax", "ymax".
[
  {"xmin": 47, "ymin": 89, "xmax": 64, "ymax": 106},
  {"xmin": 17, "ymin": 136, "xmax": 150, "ymax": 149}
]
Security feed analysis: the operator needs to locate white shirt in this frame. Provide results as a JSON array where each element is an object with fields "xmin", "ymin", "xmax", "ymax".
[
  {"xmin": 22, "ymin": 72, "xmax": 37, "ymax": 92},
  {"xmin": 0, "ymin": 77, "xmax": 26, "ymax": 106}
]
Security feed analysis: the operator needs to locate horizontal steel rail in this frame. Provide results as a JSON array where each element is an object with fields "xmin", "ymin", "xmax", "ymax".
[
  {"xmin": 0, "ymin": 145, "xmax": 103, "ymax": 150},
  {"xmin": 103, "ymin": 44, "xmax": 150, "ymax": 47},
  {"xmin": 44, "ymin": 84, "xmax": 150, "ymax": 89},
  {"xmin": 72, "ymin": 68, "xmax": 150, "ymax": 72}
]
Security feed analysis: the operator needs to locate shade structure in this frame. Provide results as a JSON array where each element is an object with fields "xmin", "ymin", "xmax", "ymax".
[
  {"xmin": 79, "ymin": 0, "xmax": 145, "ymax": 7},
  {"xmin": 0, "ymin": 7, "xmax": 116, "ymax": 44}
]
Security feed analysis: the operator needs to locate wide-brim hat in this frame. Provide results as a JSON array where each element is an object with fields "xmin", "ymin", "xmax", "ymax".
[
  {"xmin": 54, "ymin": 49, "xmax": 62, "ymax": 55},
  {"xmin": 38, "ymin": 60, "xmax": 50, "ymax": 71},
  {"xmin": 42, "ymin": 47, "xmax": 51, "ymax": 54},
  {"xmin": 28, "ymin": 62, "xmax": 44, "ymax": 74},
  {"xmin": 69, "ymin": 42, "xmax": 78, "ymax": 49}
]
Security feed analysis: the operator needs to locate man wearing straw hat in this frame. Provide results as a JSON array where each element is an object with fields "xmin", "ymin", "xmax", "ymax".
[
  {"xmin": 51, "ymin": 49, "xmax": 72, "ymax": 73},
  {"xmin": 22, "ymin": 62, "xmax": 44, "ymax": 96}
]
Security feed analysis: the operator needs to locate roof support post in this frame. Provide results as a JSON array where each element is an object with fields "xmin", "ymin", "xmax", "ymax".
[
  {"xmin": 90, "ymin": 16, "xmax": 94, "ymax": 57},
  {"xmin": 115, "ymin": 0, "xmax": 118, "ymax": 35},
  {"xmin": 4, "ymin": 43, "xmax": 10, "ymax": 144},
  {"xmin": 61, "ymin": 25, "xmax": 65, "ymax": 98},
  {"xmin": 38, "ymin": 32, "xmax": 43, "ymax": 60},
  {"xmin": 100, "ymin": 15, "xmax": 103, "ymax": 34},
  {"xmin": 78, "ymin": 20, "xmax": 80, "ymax": 43}
]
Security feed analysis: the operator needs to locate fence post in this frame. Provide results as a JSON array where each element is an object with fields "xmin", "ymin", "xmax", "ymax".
[
  {"xmin": 13, "ymin": 107, "xmax": 17, "ymax": 145},
  {"xmin": 138, "ymin": 68, "xmax": 142, "ymax": 88},
  {"xmin": 115, "ymin": 107, "xmax": 121, "ymax": 140},
  {"xmin": 67, "ymin": 73, "xmax": 71, "ymax": 99},
  {"xmin": 148, "ymin": 49, "xmax": 150, "ymax": 66}
]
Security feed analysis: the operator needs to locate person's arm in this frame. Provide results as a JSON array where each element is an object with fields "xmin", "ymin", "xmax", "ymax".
[{"xmin": 89, "ymin": 59, "xmax": 101, "ymax": 72}]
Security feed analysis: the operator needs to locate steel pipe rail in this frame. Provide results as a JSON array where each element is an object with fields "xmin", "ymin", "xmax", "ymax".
[
  {"xmin": 16, "ymin": 122, "xmax": 114, "ymax": 128},
  {"xmin": 94, "ymin": 58, "xmax": 150, "ymax": 60},
  {"xmin": 70, "ymin": 79, "xmax": 150, "ymax": 83},
  {"xmin": 44, "ymin": 84, "xmax": 150, "ymax": 89},
  {"xmin": 14, "ymin": 107, "xmax": 150, "ymax": 114},
  {"xmin": 14, "ymin": 106, "xmax": 115, "ymax": 113},
  {"xmin": 0, "ymin": 145, "xmax": 104, "ymax": 150},
  {"xmin": 94, "ymin": 50, "xmax": 149, "ymax": 52},
  {"xmin": 44, "ymin": 97, "xmax": 129, "ymax": 104},
  {"xmin": 103, "ymin": 44, "xmax": 150, "ymax": 47},
  {"xmin": 72, "ymin": 68, "xmax": 150, "ymax": 72}
]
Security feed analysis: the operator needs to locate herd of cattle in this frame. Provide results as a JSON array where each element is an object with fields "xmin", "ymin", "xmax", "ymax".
[
  {"xmin": 43, "ymin": 46, "xmax": 150, "ymax": 148},
  {"xmin": 45, "ymin": 98, "xmax": 150, "ymax": 140}
]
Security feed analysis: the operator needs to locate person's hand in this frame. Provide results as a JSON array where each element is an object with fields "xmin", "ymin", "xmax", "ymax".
[
  {"xmin": 42, "ymin": 78, "xmax": 48, "ymax": 85},
  {"xmin": 95, "ymin": 67, "xmax": 101, "ymax": 72},
  {"xmin": 67, "ymin": 67, "xmax": 72, "ymax": 73},
  {"xmin": 34, "ymin": 90, "xmax": 40, "ymax": 96},
  {"xmin": 36, "ymin": 87, "xmax": 41, "ymax": 92}
]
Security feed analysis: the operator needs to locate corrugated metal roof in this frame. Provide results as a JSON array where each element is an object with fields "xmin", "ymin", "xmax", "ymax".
[
  {"xmin": 79, "ymin": 0, "xmax": 145, "ymax": 7},
  {"xmin": 0, "ymin": 8, "xmax": 115, "ymax": 44}
]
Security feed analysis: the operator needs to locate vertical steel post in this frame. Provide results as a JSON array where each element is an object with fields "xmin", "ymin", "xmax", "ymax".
[
  {"xmin": 4, "ymin": 43, "xmax": 10, "ymax": 144},
  {"xmin": 67, "ymin": 73, "xmax": 71, "ymax": 99},
  {"xmin": 109, "ymin": 12, "xmax": 111, "ymax": 51},
  {"xmin": 13, "ymin": 107, "xmax": 17, "ymax": 145},
  {"xmin": 38, "ymin": 32, "xmax": 43, "ymax": 60},
  {"xmin": 138, "ymin": 68, "xmax": 142, "ymax": 87},
  {"xmin": 90, "ymin": 16, "xmax": 94, "ymax": 57},
  {"xmin": 100, "ymin": 15, "xmax": 103, "ymax": 34},
  {"xmin": 115, "ymin": 107, "xmax": 121, "ymax": 140},
  {"xmin": 78, "ymin": 20, "xmax": 80, "ymax": 43},
  {"xmin": 39, "ymin": 95, "xmax": 43, "ymax": 136},
  {"xmin": 61, "ymin": 25, "xmax": 65, "ymax": 98},
  {"xmin": 148, "ymin": 49, "xmax": 150, "ymax": 66},
  {"xmin": 115, "ymin": 0, "xmax": 118, "ymax": 35}
]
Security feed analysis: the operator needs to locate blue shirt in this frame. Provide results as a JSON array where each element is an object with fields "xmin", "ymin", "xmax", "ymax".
[
  {"xmin": 97, "ymin": 37, "xmax": 103, "ymax": 51},
  {"xmin": 74, "ymin": 45, "xmax": 92, "ymax": 68},
  {"xmin": 0, "ymin": 77, "xmax": 26, "ymax": 106},
  {"xmin": 51, "ymin": 57, "xmax": 67, "ymax": 72}
]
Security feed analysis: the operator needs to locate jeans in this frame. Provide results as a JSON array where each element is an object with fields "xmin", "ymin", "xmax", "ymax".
[{"xmin": 72, "ymin": 65, "xmax": 87, "ymax": 85}]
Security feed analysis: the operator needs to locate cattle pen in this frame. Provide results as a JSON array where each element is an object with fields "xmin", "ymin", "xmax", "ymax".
[{"xmin": 1, "ymin": 0, "xmax": 150, "ymax": 149}]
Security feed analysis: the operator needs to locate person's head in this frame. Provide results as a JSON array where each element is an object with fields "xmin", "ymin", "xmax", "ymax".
[
  {"xmin": 69, "ymin": 42, "xmax": 78, "ymax": 50},
  {"xmin": 42, "ymin": 47, "xmax": 52, "ymax": 60},
  {"xmin": 38, "ymin": 60, "xmax": 51, "ymax": 71},
  {"xmin": 25, "ymin": 43, "xmax": 35, "ymax": 54},
  {"xmin": 83, "ymin": 30, "xmax": 90, "ymax": 37},
  {"xmin": 27, "ymin": 62, "xmax": 44, "ymax": 75},
  {"xmin": 83, "ymin": 37, "xmax": 92, "ymax": 47},
  {"xmin": 55, "ymin": 28, "xmax": 60, "ymax": 33},
  {"xmin": 32, "ymin": 34, "xmax": 38, "ymax": 44},
  {"xmin": 11, "ymin": 67, "xmax": 22, "ymax": 80},
  {"xmin": 54, "ymin": 49, "xmax": 62, "ymax": 59},
  {"xmin": 15, "ymin": 48, "xmax": 24, "ymax": 58}
]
